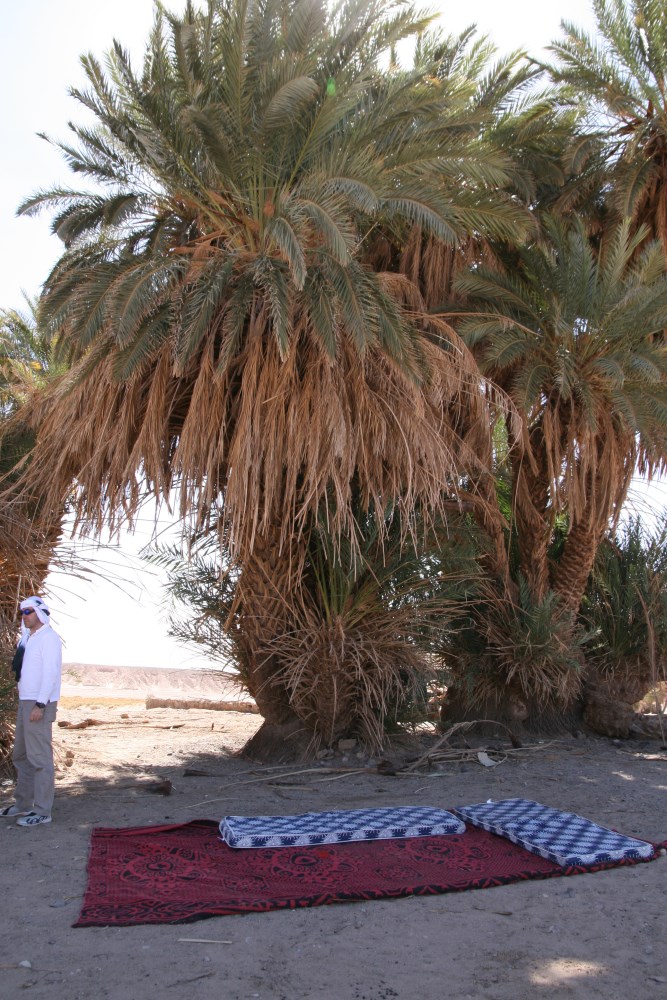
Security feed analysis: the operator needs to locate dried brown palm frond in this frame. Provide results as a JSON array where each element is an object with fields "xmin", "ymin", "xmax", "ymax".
[
  {"xmin": 0, "ymin": 495, "xmax": 62, "ymax": 772},
  {"xmin": 269, "ymin": 608, "xmax": 434, "ymax": 753},
  {"xmin": 9, "ymin": 319, "xmax": 502, "ymax": 566},
  {"xmin": 251, "ymin": 508, "xmax": 481, "ymax": 753},
  {"xmin": 0, "ymin": 496, "xmax": 59, "ymax": 622},
  {"xmin": 400, "ymin": 228, "xmax": 501, "ymax": 311}
]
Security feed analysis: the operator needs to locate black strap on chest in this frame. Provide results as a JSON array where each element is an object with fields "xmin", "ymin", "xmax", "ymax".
[{"xmin": 11, "ymin": 644, "xmax": 25, "ymax": 681}]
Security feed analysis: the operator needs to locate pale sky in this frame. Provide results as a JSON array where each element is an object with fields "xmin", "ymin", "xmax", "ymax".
[{"xmin": 3, "ymin": 1, "xmax": 664, "ymax": 669}]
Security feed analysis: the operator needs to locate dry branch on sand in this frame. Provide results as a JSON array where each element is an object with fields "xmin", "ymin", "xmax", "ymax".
[{"xmin": 145, "ymin": 696, "xmax": 259, "ymax": 713}]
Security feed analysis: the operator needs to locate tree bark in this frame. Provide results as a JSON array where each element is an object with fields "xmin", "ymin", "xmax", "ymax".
[
  {"xmin": 233, "ymin": 529, "xmax": 313, "ymax": 759},
  {"xmin": 551, "ymin": 516, "xmax": 600, "ymax": 612},
  {"xmin": 470, "ymin": 471, "xmax": 515, "ymax": 595},
  {"xmin": 510, "ymin": 423, "xmax": 552, "ymax": 603},
  {"xmin": 440, "ymin": 680, "xmax": 585, "ymax": 736}
]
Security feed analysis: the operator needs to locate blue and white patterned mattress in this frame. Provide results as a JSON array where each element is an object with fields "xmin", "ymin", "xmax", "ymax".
[
  {"xmin": 220, "ymin": 806, "xmax": 465, "ymax": 848},
  {"xmin": 453, "ymin": 798, "xmax": 655, "ymax": 866}
]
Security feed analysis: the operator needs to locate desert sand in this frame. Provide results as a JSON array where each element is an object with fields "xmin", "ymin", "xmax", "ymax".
[{"xmin": 1, "ymin": 665, "xmax": 666, "ymax": 1000}]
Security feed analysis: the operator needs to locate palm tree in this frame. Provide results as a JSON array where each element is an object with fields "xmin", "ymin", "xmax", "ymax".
[
  {"xmin": 0, "ymin": 302, "xmax": 68, "ymax": 768},
  {"xmin": 582, "ymin": 515, "xmax": 667, "ymax": 719},
  {"xmin": 0, "ymin": 301, "xmax": 66, "ymax": 605},
  {"xmin": 549, "ymin": 0, "xmax": 667, "ymax": 254},
  {"xmin": 437, "ymin": 216, "xmax": 667, "ymax": 726},
  {"xmin": 457, "ymin": 216, "xmax": 667, "ymax": 606},
  {"xmin": 10, "ymin": 0, "xmax": 527, "ymax": 750}
]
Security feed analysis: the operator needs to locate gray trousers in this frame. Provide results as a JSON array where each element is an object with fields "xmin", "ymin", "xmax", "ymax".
[{"xmin": 13, "ymin": 700, "xmax": 58, "ymax": 816}]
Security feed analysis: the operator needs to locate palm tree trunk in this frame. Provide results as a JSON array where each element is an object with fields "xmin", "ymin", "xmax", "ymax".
[
  {"xmin": 234, "ymin": 529, "xmax": 310, "ymax": 759},
  {"xmin": 471, "ymin": 472, "xmax": 515, "ymax": 594},
  {"xmin": 551, "ymin": 517, "xmax": 600, "ymax": 612},
  {"xmin": 511, "ymin": 427, "xmax": 552, "ymax": 603}
]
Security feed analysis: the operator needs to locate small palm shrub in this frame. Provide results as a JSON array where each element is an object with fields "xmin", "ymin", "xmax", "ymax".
[
  {"xmin": 443, "ymin": 575, "xmax": 590, "ymax": 724},
  {"xmin": 152, "ymin": 505, "xmax": 482, "ymax": 751},
  {"xmin": 146, "ymin": 531, "xmax": 248, "ymax": 682},
  {"xmin": 581, "ymin": 515, "xmax": 667, "ymax": 705},
  {"xmin": 268, "ymin": 509, "xmax": 481, "ymax": 750}
]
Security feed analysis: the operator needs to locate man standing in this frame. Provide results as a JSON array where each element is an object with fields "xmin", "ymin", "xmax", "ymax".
[{"xmin": 0, "ymin": 596, "xmax": 62, "ymax": 827}]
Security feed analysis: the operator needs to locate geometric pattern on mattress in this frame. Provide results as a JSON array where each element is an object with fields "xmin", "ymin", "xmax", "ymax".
[
  {"xmin": 220, "ymin": 806, "xmax": 465, "ymax": 848},
  {"xmin": 452, "ymin": 798, "xmax": 655, "ymax": 867}
]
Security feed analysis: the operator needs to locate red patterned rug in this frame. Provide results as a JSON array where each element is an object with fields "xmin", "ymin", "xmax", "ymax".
[{"xmin": 74, "ymin": 820, "xmax": 661, "ymax": 927}]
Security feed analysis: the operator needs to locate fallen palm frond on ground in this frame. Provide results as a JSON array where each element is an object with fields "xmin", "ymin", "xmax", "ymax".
[
  {"xmin": 367, "ymin": 720, "xmax": 566, "ymax": 775},
  {"xmin": 391, "ymin": 740, "xmax": 560, "ymax": 773},
  {"xmin": 401, "ymin": 720, "xmax": 523, "ymax": 772},
  {"xmin": 145, "ymin": 696, "xmax": 259, "ymax": 713},
  {"xmin": 182, "ymin": 722, "xmax": 558, "ymax": 805},
  {"xmin": 60, "ymin": 777, "xmax": 174, "ymax": 796}
]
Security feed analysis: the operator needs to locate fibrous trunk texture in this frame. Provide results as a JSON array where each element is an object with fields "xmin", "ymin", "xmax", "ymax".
[{"xmin": 233, "ymin": 530, "xmax": 310, "ymax": 760}]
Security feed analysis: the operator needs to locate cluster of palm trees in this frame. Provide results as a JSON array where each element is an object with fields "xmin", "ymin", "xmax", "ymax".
[
  {"xmin": 0, "ymin": 302, "xmax": 66, "ymax": 633},
  {"xmin": 2, "ymin": 0, "xmax": 666, "ymax": 753},
  {"xmin": 0, "ymin": 302, "xmax": 66, "ymax": 764}
]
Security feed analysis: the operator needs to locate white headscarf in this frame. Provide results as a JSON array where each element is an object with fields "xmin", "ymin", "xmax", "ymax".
[{"xmin": 19, "ymin": 595, "xmax": 52, "ymax": 643}]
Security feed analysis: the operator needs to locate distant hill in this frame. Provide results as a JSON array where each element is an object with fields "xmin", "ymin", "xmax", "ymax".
[{"xmin": 62, "ymin": 662, "xmax": 248, "ymax": 701}]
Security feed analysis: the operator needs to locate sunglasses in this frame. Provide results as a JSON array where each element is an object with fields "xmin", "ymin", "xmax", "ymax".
[{"xmin": 19, "ymin": 609, "xmax": 36, "ymax": 616}]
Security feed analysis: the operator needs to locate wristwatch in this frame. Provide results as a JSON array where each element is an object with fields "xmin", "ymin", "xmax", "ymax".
[{"xmin": 34, "ymin": 702, "xmax": 46, "ymax": 709}]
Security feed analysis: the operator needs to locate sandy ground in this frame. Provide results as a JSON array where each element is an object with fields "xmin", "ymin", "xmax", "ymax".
[{"xmin": 1, "ymin": 666, "xmax": 666, "ymax": 1000}]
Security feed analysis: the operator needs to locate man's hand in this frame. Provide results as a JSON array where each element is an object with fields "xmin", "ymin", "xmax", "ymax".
[{"xmin": 29, "ymin": 706, "xmax": 45, "ymax": 723}]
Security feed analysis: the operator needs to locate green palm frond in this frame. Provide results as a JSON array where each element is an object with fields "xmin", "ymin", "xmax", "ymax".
[
  {"xmin": 448, "ymin": 212, "xmax": 667, "ymax": 557},
  {"xmin": 111, "ymin": 305, "xmax": 172, "ymax": 380},
  {"xmin": 253, "ymin": 255, "xmax": 291, "ymax": 357},
  {"xmin": 549, "ymin": 1, "xmax": 667, "ymax": 249},
  {"xmin": 19, "ymin": 0, "xmax": 531, "ymax": 376},
  {"xmin": 0, "ymin": 298, "xmax": 68, "ymax": 427},
  {"xmin": 265, "ymin": 215, "xmax": 307, "ymax": 288},
  {"xmin": 175, "ymin": 257, "xmax": 236, "ymax": 364},
  {"xmin": 260, "ymin": 75, "xmax": 322, "ymax": 135}
]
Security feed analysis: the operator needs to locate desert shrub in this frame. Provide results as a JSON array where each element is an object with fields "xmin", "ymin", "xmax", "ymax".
[
  {"xmin": 443, "ymin": 575, "xmax": 590, "ymax": 717},
  {"xmin": 581, "ymin": 515, "xmax": 667, "ymax": 701}
]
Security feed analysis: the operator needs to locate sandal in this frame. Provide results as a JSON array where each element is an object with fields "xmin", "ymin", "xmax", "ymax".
[{"xmin": 0, "ymin": 805, "xmax": 30, "ymax": 817}]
